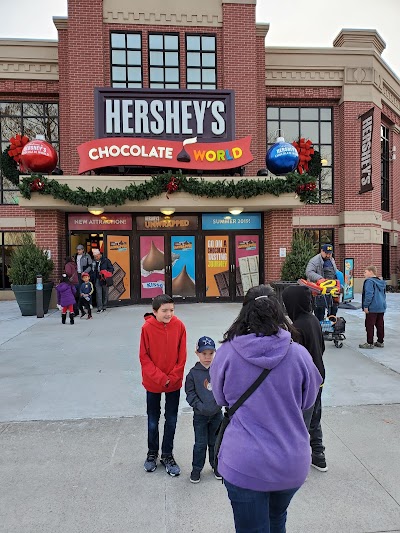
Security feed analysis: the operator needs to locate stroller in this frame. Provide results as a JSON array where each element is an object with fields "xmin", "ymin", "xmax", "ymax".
[{"xmin": 315, "ymin": 293, "xmax": 346, "ymax": 349}]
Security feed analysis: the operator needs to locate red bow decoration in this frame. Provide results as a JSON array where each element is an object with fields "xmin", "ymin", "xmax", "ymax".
[
  {"xmin": 166, "ymin": 176, "xmax": 179, "ymax": 198},
  {"xmin": 8, "ymin": 134, "xmax": 30, "ymax": 172},
  {"xmin": 292, "ymin": 138, "xmax": 314, "ymax": 174},
  {"xmin": 29, "ymin": 177, "xmax": 45, "ymax": 192}
]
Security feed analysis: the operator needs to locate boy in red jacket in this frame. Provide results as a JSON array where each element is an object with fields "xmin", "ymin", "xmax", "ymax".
[{"xmin": 139, "ymin": 294, "xmax": 187, "ymax": 476}]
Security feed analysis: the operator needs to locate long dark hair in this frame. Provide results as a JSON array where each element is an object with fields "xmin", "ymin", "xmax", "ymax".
[
  {"xmin": 65, "ymin": 256, "xmax": 74, "ymax": 264},
  {"xmin": 222, "ymin": 284, "xmax": 299, "ymax": 342}
]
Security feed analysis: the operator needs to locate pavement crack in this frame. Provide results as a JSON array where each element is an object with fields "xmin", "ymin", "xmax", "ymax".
[{"xmin": 324, "ymin": 419, "xmax": 400, "ymax": 510}]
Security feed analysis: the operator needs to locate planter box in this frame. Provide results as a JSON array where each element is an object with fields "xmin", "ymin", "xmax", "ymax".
[{"xmin": 12, "ymin": 282, "xmax": 54, "ymax": 316}]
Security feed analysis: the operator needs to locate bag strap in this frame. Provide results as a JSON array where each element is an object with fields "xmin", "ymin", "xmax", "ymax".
[{"xmin": 227, "ymin": 368, "xmax": 271, "ymax": 418}]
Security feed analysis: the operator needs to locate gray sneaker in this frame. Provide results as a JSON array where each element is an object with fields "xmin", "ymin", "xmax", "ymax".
[
  {"xmin": 359, "ymin": 342, "xmax": 374, "ymax": 349},
  {"xmin": 144, "ymin": 451, "xmax": 158, "ymax": 472},
  {"xmin": 160, "ymin": 455, "xmax": 181, "ymax": 476},
  {"xmin": 374, "ymin": 341, "xmax": 384, "ymax": 348}
]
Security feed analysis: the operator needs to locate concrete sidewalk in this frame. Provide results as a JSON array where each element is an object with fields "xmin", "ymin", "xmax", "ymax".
[{"xmin": 1, "ymin": 295, "xmax": 400, "ymax": 532}]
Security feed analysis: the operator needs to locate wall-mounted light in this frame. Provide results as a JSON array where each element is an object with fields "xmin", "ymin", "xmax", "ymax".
[
  {"xmin": 88, "ymin": 206, "xmax": 104, "ymax": 216},
  {"xmin": 390, "ymin": 146, "xmax": 396, "ymax": 161},
  {"xmin": 160, "ymin": 207, "xmax": 176, "ymax": 216},
  {"xmin": 321, "ymin": 159, "xmax": 328, "ymax": 166},
  {"xmin": 228, "ymin": 207, "xmax": 243, "ymax": 215}
]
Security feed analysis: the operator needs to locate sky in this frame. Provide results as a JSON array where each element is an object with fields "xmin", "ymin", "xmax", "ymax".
[{"xmin": 0, "ymin": 0, "xmax": 398, "ymax": 78}]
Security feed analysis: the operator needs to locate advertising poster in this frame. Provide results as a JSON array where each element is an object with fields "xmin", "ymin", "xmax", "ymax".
[
  {"xmin": 235, "ymin": 235, "xmax": 260, "ymax": 296},
  {"xmin": 171, "ymin": 236, "xmax": 196, "ymax": 298},
  {"xmin": 140, "ymin": 236, "xmax": 165, "ymax": 299},
  {"xmin": 343, "ymin": 258, "xmax": 354, "ymax": 301},
  {"xmin": 106, "ymin": 235, "xmax": 131, "ymax": 300},
  {"xmin": 205, "ymin": 235, "xmax": 229, "ymax": 297}
]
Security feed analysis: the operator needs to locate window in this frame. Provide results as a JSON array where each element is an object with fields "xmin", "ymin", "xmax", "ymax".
[
  {"xmin": 382, "ymin": 232, "xmax": 390, "ymax": 280},
  {"xmin": 381, "ymin": 125, "xmax": 390, "ymax": 212},
  {"xmin": 0, "ymin": 232, "xmax": 34, "ymax": 289},
  {"xmin": 267, "ymin": 107, "xmax": 333, "ymax": 204},
  {"xmin": 110, "ymin": 32, "xmax": 142, "ymax": 88},
  {"xmin": 186, "ymin": 35, "xmax": 217, "ymax": 89},
  {"xmin": 0, "ymin": 102, "xmax": 59, "ymax": 204},
  {"xmin": 295, "ymin": 228, "xmax": 334, "ymax": 252},
  {"xmin": 149, "ymin": 33, "xmax": 179, "ymax": 89}
]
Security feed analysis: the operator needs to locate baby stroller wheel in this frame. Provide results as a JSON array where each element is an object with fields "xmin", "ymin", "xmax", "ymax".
[{"xmin": 334, "ymin": 340, "xmax": 343, "ymax": 348}]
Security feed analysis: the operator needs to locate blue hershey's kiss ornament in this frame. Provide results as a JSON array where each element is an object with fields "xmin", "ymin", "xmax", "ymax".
[{"xmin": 265, "ymin": 136, "xmax": 299, "ymax": 176}]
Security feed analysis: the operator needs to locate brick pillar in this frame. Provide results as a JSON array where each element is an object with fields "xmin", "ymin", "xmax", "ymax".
[
  {"xmin": 35, "ymin": 211, "xmax": 66, "ymax": 282},
  {"xmin": 264, "ymin": 210, "xmax": 293, "ymax": 282},
  {"xmin": 222, "ymin": 3, "xmax": 260, "ymax": 175},
  {"xmin": 60, "ymin": 0, "xmax": 105, "ymax": 174}
]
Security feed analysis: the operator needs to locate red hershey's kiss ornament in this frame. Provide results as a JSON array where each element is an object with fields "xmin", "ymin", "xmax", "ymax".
[{"xmin": 20, "ymin": 135, "xmax": 58, "ymax": 173}]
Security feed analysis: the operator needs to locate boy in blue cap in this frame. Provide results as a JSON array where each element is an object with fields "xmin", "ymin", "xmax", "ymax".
[{"xmin": 185, "ymin": 336, "xmax": 223, "ymax": 483}]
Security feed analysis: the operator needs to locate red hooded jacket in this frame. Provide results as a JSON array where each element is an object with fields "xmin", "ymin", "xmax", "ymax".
[{"xmin": 139, "ymin": 314, "xmax": 187, "ymax": 393}]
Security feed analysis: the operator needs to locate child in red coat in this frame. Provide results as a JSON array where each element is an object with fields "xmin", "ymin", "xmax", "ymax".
[{"xmin": 139, "ymin": 294, "xmax": 187, "ymax": 477}]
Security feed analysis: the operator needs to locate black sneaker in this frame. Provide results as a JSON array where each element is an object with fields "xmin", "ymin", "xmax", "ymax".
[
  {"xmin": 80, "ymin": 312, "xmax": 86, "ymax": 319},
  {"xmin": 214, "ymin": 468, "xmax": 222, "ymax": 480},
  {"xmin": 190, "ymin": 470, "xmax": 201, "ymax": 483},
  {"xmin": 144, "ymin": 451, "xmax": 158, "ymax": 472},
  {"xmin": 160, "ymin": 455, "xmax": 181, "ymax": 476},
  {"xmin": 96, "ymin": 309, "xmax": 101, "ymax": 313},
  {"xmin": 311, "ymin": 454, "xmax": 328, "ymax": 472}
]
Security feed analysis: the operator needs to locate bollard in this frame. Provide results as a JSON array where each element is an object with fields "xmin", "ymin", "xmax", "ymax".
[{"xmin": 36, "ymin": 274, "xmax": 44, "ymax": 318}]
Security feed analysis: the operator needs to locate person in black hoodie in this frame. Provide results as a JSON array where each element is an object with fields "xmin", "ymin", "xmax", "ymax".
[
  {"xmin": 282, "ymin": 285, "xmax": 327, "ymax": 472},
  {"xmin": 185, "ymin": 336, "xmax": 223, "ymax": 484}
]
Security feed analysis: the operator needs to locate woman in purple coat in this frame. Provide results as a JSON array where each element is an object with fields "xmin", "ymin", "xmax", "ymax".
[
  {"xmin": 210, "ymin": 284, "xmax": 322, "ymax": 533},
  {"xmin": 56, "ymin": 274, "xmax": 77, "ymax": 325}
]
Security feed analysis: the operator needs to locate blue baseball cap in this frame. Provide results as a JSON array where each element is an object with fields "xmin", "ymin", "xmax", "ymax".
[
  {"xmin": 196, "ymin": 336, "xmax": 216, "ymax": 352},
  {"xmin": 321, "ymin": 244, "xmax": 333, "ymax": 253}
]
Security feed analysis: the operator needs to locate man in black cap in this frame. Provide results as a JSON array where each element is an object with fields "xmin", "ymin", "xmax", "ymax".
[{"xmin": 306, "ymin": 243, "xmax": 338, "ymax": 321}]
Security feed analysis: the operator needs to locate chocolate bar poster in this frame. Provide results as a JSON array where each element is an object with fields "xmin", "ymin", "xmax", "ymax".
[
  {"xmin": 106, "ymin": 235, "xmax": 131, "ymax": 300},
  {"xmin": 343, "ymin": 258, "xmax": 354, "ymax": 302},
  {"xmin": 140, "ymin": 236, "xmax": 165, "ymax": 298},
  {"xmin": 171, "ymin": 236, "xmax": 196, "ymax": 298},
  {"xmin": 205, "ymin": 235, "xmax": 229, "ymax": 297},
  {"xmin": 235, "ymin": 235, "xmax": 259, "ymax": 296}
]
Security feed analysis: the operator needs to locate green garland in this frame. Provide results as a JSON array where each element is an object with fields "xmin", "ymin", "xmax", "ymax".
[
  {"xmin": 18, "ymin": 170, "xmax": 318, "ymax": 206},
  {"xmin": 0, "ymin": 146, "xmax": 20, "ymax": 186}
]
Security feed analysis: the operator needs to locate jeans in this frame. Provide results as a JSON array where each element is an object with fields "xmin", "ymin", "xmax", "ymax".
[
  {"xmin": 192, "ymin": 411, "xmax": 223, "ymax": 471},
  {"xmin": 303, "ymin": 388, "xmax": 324, "ymax": 457},
  {"xmin": 95, "ymin": 279, "xmax": 108, "ymax": 310},
  {"xmin": 365, "ymin": 312, "xmax": 384, "ymax": 344},
  {"xmin": 146, "ymin": 390, "xmax": 180, "ymax": 456},
  {"xmin": 224, "ymin": 479, "xmax": 299, "ymax": 533}
]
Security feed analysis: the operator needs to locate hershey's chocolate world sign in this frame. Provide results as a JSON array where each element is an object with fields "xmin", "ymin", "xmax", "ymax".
[
  {"xmin": 95, "ymin": 88, "xmax": 235, "ymax": 142},
  {"xmin": 359, "ymin": 107, "xmax": 374, "ymax": 194}
]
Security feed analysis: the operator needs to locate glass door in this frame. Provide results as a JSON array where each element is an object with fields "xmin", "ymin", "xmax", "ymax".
[
  {"xmin": 234, "ymin": 235, "xmax": 260, "ymax": 298},
  {"xmin": 170, "ymin": 236, "xmax": 197, "ymax": 299},
  {"xmin": 106, "ymin": 234, "xmax": 132, "ymax": 302},
  {"xmin": 204, "ymin": 235, "xmax": 230, "ymax": 299},
  {"xmin": 139, "ymin": 235, "xmax": 166, "ymax": 299}
]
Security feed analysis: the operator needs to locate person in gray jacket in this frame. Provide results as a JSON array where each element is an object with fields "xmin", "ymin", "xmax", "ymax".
[
  {"xmin": 185, "ymin": 336, "xmax": 223, "ymax": 484},
  {"xmin": 75, "ymin": 244, "xmax": 93, "ymax": 288},
  {"xmin": 306, "ymin": 243, "xmax": 338, "ymax": 321}
]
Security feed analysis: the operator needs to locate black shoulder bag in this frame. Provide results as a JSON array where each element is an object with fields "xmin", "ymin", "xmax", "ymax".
[{"xmin": 214, "ymin": 368, "xmax": 271, "ymax": 473}]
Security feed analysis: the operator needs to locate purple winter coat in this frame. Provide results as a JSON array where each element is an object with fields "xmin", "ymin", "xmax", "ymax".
[
  {"xmin": 210, "ymin": 328, "xmax": 322, "ymax": 492},
  {"xmin": 56, "ymin": 282, "xmax": 76, "ymax": 307}
]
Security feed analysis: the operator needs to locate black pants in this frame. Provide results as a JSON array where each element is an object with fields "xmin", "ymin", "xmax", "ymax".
[
  {"xmin": 146, "ymin": 390, "xmax": 180, "ymax": 456},
  {"xmin": 192, "ymin": 411, "xmax": 223, "ymax": 472},
  {"xmin": 79, "ymin": 297, "xmax": 91, "ymax": 316},
  {"xmin": 303, "ymin": 388, "xmax": 324, "ymax": 457}
]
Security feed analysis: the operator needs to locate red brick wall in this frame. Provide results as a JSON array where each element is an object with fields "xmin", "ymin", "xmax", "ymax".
[
  {"xmin": 34, "ymin": 210, "xmax": 66, "ymax": 281},
  {"xmin": 263, "ymin": 210, "xmax": 293, "ymax": 281}
]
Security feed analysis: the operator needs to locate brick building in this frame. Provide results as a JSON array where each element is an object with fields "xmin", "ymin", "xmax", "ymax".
[{"xmin": 0, "ymin": 0, "xmax": 399, "ymax": 304}]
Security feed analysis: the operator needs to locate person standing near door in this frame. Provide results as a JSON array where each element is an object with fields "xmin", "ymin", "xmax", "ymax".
[
  {"xmin": 91, "ymin": 248, "xmax": 114, "ymax": 312},
  {"xmin": 75, "ymin": 244, "xmax": 93, "ymax": 294}
]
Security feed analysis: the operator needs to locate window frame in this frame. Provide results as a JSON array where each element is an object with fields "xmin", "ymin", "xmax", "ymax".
[
  {"xmin": 381, "ymin": 124, "xmax": 390, "ymax": 212},
  {"xmin": 294, "ymin": 227, "xmax": 335, "ymax": 252},
  {"xmin": 110, "ymin": 31, "xmax": 143, "ymax": 89},
  {"xmin": 266, "ymin": 107, "xmax": 334, "ymax": 204},
  {"xmin": 0, "ymin": 101, "xmax": 59, "ymax": 205},
  {"xmin": 148, "ymin": 32, "xmax": 180, "ymax": 89},
  {"xmin": 0, "ymin": 231, "xmax": 34, "ymax": 290},
  {"xmin": 185, "ymin": 33, "xmax": 217, "ymax": 90},
  {"xmin": 382, "ymin": 231, "xmax": 390, "ymax": 280}
]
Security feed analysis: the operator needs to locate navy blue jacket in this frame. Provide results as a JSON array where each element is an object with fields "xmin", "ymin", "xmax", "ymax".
[{"xmin": 362, "ymin": 277, "xmax": 386, "ymax": 313}]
